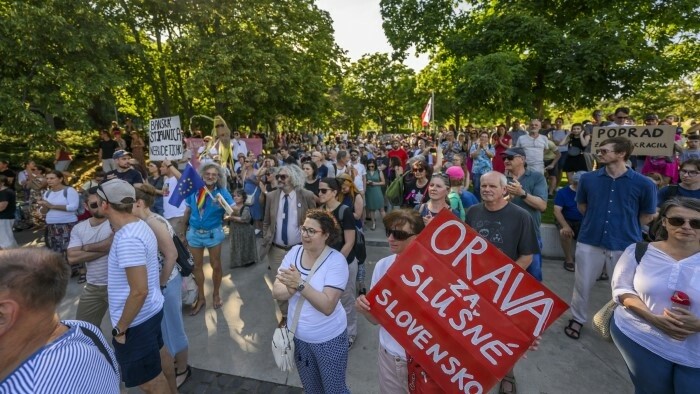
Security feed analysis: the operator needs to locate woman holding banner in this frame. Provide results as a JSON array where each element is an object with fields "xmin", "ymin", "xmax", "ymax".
[{"xmin": 356, "ymin": 209, "xmax": 425, "ymax": 393}]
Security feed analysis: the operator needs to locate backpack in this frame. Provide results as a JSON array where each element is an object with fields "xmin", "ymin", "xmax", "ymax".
[
  {"xmin": 338, "ymin": 205, "xmax": 366, "ymax": 263},
  {"xmin": 386, "ymin": 171, "xmax": 407, "ymax": 206},
  {"xmin": 634, "ymin": 242, "xmax": 649, "ymax": 264},
  {"xmin": 644, "ymin": 185, "xmax": 678, "ymax": 241},
  {"xmin": 448, "ymin": 191, "xmax": 466, "ymax": 221},
  {"xmin": 44, "ymin": 187, "xmax": 84, "ymax": 215}
]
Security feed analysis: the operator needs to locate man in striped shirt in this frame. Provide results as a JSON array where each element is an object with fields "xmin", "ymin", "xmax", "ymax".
[
  {"xmin": 0, "ymin": 248, "xmax": 120, "ymax": 393},
  {"xmin": 97, "ymin": 179, "xmax": 172, "ymax": 392}
]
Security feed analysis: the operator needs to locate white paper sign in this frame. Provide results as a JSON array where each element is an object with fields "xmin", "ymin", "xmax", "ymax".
[{"xmin": 149, "ymin": 116, "xmax": 184, "ymax": 160}]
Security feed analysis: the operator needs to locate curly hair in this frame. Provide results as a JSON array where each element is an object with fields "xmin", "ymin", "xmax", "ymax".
[
  {"xmin": 199, "ymin": 163, "xmax": 227, "ymax": 190},
  {"xmin": 279, "ymin": 164, "xmax": 306, "ymax": 190},
  {"xmin": 305, "ymin": 209, "xmax": 341, "ymax": 246}
]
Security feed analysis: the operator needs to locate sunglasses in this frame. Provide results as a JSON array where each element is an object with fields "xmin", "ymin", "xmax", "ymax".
[
  {"xmin": 96, "ymin": 184, "xmax": 112, "ymax": 204},
  {"xmin": 276, "ymin": 174, "xmax": 288, "ymax": 181},
  {"xmin": 665, "ymin": 216, "xmax": 700, "ymax": 229},
  {"xmin": 413, "ymin": 167, "xmax": 426, "ymax": 173},
  {"xmin": 503, "ymin": 155, "xmax": 522, "ymax": 161},
  {"xmin": 215, "ymin": 124, "xmax": 225, "ymax": 129},
  {"xmin": 88, "ymin": 202, "xmax": 100, "ymax": 209},
  {"xmin": 318, "ymin": 188, "xmax": 331, "ymax": 194},
  {"xmin": 386, "ymin": 228, "xmax": 415, "ymax": 241}
]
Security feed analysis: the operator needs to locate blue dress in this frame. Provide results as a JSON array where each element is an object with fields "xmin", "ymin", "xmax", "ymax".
[{"xmin": 243, "ymin": 175, "xmax": 262, "ymax": 221}]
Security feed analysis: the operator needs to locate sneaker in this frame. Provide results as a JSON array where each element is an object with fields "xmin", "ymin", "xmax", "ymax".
[{"xmin": 348, "ymin": 335, "xmax": 356, "ymax": 349}]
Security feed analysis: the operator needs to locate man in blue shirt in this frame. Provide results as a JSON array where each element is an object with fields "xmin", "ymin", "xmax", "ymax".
[
  {"xmin": 553, "ymin": 171, "xmax": 586, "ymax": 272},
  {"xmin": 565, "ymin": 137, "xmax": 657, "ymax": 340}
]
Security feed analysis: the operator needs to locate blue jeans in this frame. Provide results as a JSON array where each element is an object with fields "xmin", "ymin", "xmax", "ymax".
[
  {"xmin": 526, "ymin": 237, "xmax": 543, "ymax": 282},
  {"xmin": 611, "ymin": 315, "xmax": 700, "ymax": 394},
  {"xmin": 472, "ymin": 173, "xmax": 483, "ymax": 201}
]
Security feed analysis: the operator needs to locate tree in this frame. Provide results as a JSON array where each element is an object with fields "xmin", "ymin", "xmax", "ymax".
[
  {"xmin": 380, "ymin": 0, "xmax": 700, "ymax": 118},
  {"xmin": 341, "ymin": 53, "xmax": 419, "ymax": 133}
]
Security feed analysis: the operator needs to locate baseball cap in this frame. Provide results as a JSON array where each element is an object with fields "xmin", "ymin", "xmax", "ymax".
[
  {"xmin": 445, "ymin": 166, "xmax": 465, "ymax": 180},
  {"xmin": 502, "ymin": 147, "xmax": 526, "ymax": 158},
  {"xmin": 571, "ymin": 171, "xmax": 586, "ymax": 183},
  {"xmin": 112, "ymin": 150, "xmax": 131, "ymax": 159},
  {"xmin": 96, "ymin": 179, "xmax": 135, "ymax": 204}
]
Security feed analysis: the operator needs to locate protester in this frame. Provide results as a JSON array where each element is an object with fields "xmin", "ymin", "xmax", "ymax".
[
  {"xmin": 611, "ymin": 197, "xmax": 700, "ymax": 392},
  {"xmin": 416, "ymin": 173, "xmax": 453, "ymax": 225},
  {"xmin": 226, "ymin": 188, "xmax": 258, "ymax": 268},
  {"xmin": 133, "ymin": 184, "xmax": 189, "ymax": 390},
  {"xmin": 657, "ymin": 159, "xmax": 700, "ymax": 205},
  {"xmin": 240, "ymin": 154, "xmax": 263, "ymax": 228},
  {"xmin": 491, "ymin": 124, "xmax": 511, "ymax": 173},
  {"xmin": 553, "ymin": 171, "xmax": 586, "ymax": 272},
  {"xmin": 66, "ymin": 187, "xmax": 112, "ymax": 327},
  {"xmin": 365, "ymin": 158, "xmax": 386, "ymax": 230},
  {"xmin": 469, "ymin": 131, "xmax": 495, "ymax": 199},
  {"xmin": 0, "ymin": 175, "xmax": 18, "ymax": 249},
  {"xmin": 262, "ymin": 164, "xmax": 316, "ymax": 326},
  {"xmin": 318, "ymin": 177, "xmax": 358, "ymax": 348},
  {"xmin": 54, "ymin": 143, "xmax": 72, "ymax": 172},
  {"xmin": 445, "ymin": 166, "xmax": 478, "ymax": 217},
  {"xmin": 515, "ymin": 119, "xmax": 549, "ymax": 173},
  {"xmin": 95, "ymin": 179, "xmax": 171, "ymax": 391},
  {"xmin": 97, "ymin": 130, "xmax": 119, "ymax": 172},
  {"xmin": 130, "ymin": 130, "xmax": 146, "ymax": 164},
  {"xmin": 160, "ymin": 160, "xmax": 187, "ymax": 241},
  {"xmin": 303, "ymin": 161, "xmax": 320, "ymax": 201},
  {"xmin": 401, "ymin": 158, "xmax": 430, "ymax": 209},
  {"xmin": 185, "ymin": 163, "xmax": 233, "ymax": 315},
  {"xmin": 464, "ymin": 171, "xmax": 540, "ymax": 393},
  {"xmin": 106, "ymin": 150, "xmax": 144, "ymax": 186},
  {"xmin": 560, "ymin": 123, "xmax": 590, "ymax": 180},
  {"xmin": 272, "ymin": 209, "xmax": 350, "ymax": 393},
  {"xmin": 356, "ymin": 209, "xmax": 424, "ymax": 393},
  {"xmin": 566, "ymin": 137, "xmax": 657, "ymax": 340},
  {"xmin": 146, "ymin": 161, "xmax": 165, "ymax": 215},
  {"xmin": 0, "ymin": 159, "xmax": 15, "ymax": 187},
  {"xmin": 0, "ymin": 248, "xmax": 120, "ymax": 393}
]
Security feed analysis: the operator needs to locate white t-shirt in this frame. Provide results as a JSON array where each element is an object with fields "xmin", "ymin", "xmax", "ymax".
[
  {"xmin": 353, "ymin": 162, "xmax": 366, "ymax": 192},
  {"xmin": 612, "ymin": 243, "xmax": 700, "ymax": 367},
  {"xmin": 67, "ymin": 219, "xmax": 112, "ymax": 286},
  {"xmin": 162, "ymin": 176, "xmax": 186, "ymax": 219},
  {"xmin": 108, "ymin": 220, "xmax": 164, "ymax": 327},
  {"xmin": 371, "ymin": 254, "xmax": 406, "ymax": 358},
  {"xmin": 281, "ymin": 246, "xmax": 348, "ymax": 343},
  {"xmin": 516, "ymin": 134, "xmax": 549, "ymax": 173},
  {"xmin": 232, "ymin": 139, "xmax": 248, "ymax": 158},
  {"xmin": 43, "ymin": 187, "xmax": 80, "ymax": 224}
]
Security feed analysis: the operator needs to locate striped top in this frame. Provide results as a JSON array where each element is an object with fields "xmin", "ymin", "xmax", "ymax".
[
  {"xmin": 108, "ymin": 220, "xmax": 164, "ymax": 327},
  {"xmin": 0, "ymin": 320, "xmax": 120, "ymax": 393}
]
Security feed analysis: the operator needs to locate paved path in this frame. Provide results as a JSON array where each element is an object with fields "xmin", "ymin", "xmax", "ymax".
[{"xmin": 13, "ymin": 220, "xmax": 633, "ymax": 393}]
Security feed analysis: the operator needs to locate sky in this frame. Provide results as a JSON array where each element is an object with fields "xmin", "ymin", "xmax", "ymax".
[{"xmin": 315, "ymin": 0, "xmax": 430, "ymax": 71}]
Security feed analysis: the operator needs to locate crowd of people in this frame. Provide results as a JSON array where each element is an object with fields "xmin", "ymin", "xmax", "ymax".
[{"xmin": 1, "ymin": 108, "xmax": 699, "ymax": 393}]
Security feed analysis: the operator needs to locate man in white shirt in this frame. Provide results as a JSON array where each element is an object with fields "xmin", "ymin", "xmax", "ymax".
[
  {"xmin": 67, "ymin": 188, "xmax": 113, "ymax": 328},
  {"xmin": 516, "ymin": 119, "xmax": 549, "ymax": 173},
  {"xmin": 232, "ymin": 130, "xmax": 248, "ymax": 158},
  {"xmin": 96, "ymin": 179, "xmax": 171, "ymax": 391},
  {"xmin": 160, "ymin": 160, "xmax": 187, "ymax": 241},
  {"xmin": 350, "ymin": 149, "xmax": 366, "ymax": 195}
]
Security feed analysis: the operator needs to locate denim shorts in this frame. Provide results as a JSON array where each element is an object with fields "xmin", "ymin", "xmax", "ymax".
[
  {"xmin": 186, "ymin": 226, "xmax": 225, "ymax": 249},
  {"xmin": 112, "ymin": 309, "xmax": 164, "ymax": 388}
]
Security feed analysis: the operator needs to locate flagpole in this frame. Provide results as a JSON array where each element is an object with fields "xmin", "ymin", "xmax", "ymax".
[{"xmin": 430, "ymin": 91, "xmax": 435, "ymax": 136}]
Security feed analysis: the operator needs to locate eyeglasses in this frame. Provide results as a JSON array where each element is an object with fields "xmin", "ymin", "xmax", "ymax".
[
  {"xmin": 386, "ymin": 228, "xmax": 415, "ymax": 241},
  {"xmin": 318, "ymin": 188, "xmax": 331, "ymax": 194},
  {"xmin": 88, "ymin": 202, "xmax": 100, "ymax": 209},
  {"xmin": 503, "ymin": 155, "xmax": 522, "ymax": 161},
  {"xmin": 204, "ymin": 172, "xmax": 219, "ymax": 177},
  {"xmin": 665, "ymin": 216, "xmax": 700, "ymax": 229},
  {"xmin": 276, "ymin": 174, "xmax": 288, "ymax": 181},
  {"xmin": 413, "ymin": 167, "xmax": 426, "ymax": 173},
  {"xmin": 300, "ymin": 226, "xmax": 322, "ymax": 236},
  {"xmin": 596, "ymin": 149, "xmax": 612, "ymax": 155},
  {"xmin": 680, "ymin": 169, "xmax": 699, "ymax": 177}
]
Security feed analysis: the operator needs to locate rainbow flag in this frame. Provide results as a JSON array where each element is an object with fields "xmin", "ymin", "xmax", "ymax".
[{"xmin": 196, "ymin": 187, "xmax": 208, "ymax": 211}]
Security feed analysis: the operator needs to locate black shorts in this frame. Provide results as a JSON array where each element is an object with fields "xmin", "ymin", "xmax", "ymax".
[
  {"xmin": 112, "ymin": 309, "xmax": 164, "ymax": 387},
  {"xmin": 555, "ymin": 219, "xmax": 581, "ymax": 239}
]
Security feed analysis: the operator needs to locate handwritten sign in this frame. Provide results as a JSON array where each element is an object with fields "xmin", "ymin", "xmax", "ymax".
[
  {"xmin": 149, "ymin": 116, "xmax": 183, "ymax": 160},
  {"xmin": 367, "ymin": 211, "xmax": 569, "ymax": 393},
  {"xmin": 591, "ymin": 125, "xmax": 676, "ymax": 156}
]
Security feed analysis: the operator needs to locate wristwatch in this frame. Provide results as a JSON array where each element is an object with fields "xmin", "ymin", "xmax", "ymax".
[
  {"xmin": 112, "ymin": 326, "xmax": 125, "ymax": 337},
  {"xmin": 521, "ymin": 191, "xmax": 528, "ymax": 199},
  {"xmin": 296, "ymin": 281, "xmax": 305, "ymax": 292}
]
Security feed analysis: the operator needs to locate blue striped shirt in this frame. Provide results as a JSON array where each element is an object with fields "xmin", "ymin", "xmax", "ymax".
[
  {"xmin": 108, "ymin": 220, "xmax": 164, "ymax": 327},
  {"xmin": 0, "ymin": 320, "xmax": 120, "ymax": 393}
]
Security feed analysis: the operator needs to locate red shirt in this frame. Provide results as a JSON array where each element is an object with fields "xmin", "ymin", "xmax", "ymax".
[{"xmin": 388, "ymin": 148, "xmax": 409, "ymax": 168}]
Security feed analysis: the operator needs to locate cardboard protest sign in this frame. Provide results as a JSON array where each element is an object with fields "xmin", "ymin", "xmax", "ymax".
[
  {"xmin": 591, "ymin": 125, "xmax": 676, "ymax": 156},
  {"xmin": 241, "ymin": 138, "xmax": 263, "ymax": 156},
  {"xmin": 149, "ymin": 116, "xmax": 184, "ymax": 160},
  {"xmin": 367, "ymin": 210, "xmax": 569, "ymax": 393}
]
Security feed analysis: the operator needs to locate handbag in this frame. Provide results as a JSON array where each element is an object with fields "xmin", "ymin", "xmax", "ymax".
[
  {"xmin": 181, "ymin": 274, "xmax": 198, "ymax": 306},
  {"xmin": 271, "ymin": 246, "xmax": 332, "ymax": 372},
  {"xmin": 172, "ymin": 234, "xmax": 194, "ymax": 277},
  {"xmin": 592, "ymin": 299, "xmax": 617, "ymax": 341},
  {"xmin": 245, "ymin": 187, "xmax": 258, "ymax": 206}
]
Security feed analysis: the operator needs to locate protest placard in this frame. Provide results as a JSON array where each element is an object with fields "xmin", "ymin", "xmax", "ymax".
[
  {"xmin": 591, "ymin": 125, "xmax": 676, "ymax": 156},
  {"xmin": 367, "ymin": 210, "xmax": 569, "ymax": 393},
  {"xmin": 149, "ymin": 116, "xmax": 184, "ymax": 160},
  {"xmin": 241, "ymin": 138, "xmax": 263, "ymax": 156}
]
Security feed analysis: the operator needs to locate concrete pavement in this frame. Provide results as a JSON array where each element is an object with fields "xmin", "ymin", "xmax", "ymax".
[{"xmin": 13, "ymin": 220, "xmax": 633, "ymax": 393}]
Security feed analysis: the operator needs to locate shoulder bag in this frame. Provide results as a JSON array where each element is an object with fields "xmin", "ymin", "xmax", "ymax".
[{"xmin": 271, "ymin": 246, "xmax": 333, "ymax": 371}]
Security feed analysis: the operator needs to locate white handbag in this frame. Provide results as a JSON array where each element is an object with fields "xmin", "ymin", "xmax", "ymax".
[
  {"xmin": 271, "ymin": 246, "xmax": 332, "ymax": 371},
  {"xmin": 245, "ymin": 187, "xmax": 258, "ymax": 206},
  {"xmin": 181, "ymin": 274, "xmax": 198, "ymax": 306}
]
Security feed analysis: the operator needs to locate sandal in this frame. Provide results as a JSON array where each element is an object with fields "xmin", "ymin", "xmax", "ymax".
[
  {"xmin": 176, "ymin": 366, "xmax": 192, "ymax": 388},
  {"xmin": 563, "ymin": 261, "xmax": 575, "ymax": 272},
  {"xmin": 499, "ymin": 374, "xmax": 517, "ymax": 394},
  {"xmin": 564, "ymin": 319, "xmax": 582, "ymax": 340}
]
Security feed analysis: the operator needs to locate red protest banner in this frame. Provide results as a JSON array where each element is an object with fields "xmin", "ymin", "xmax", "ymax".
[{"xmin": 367, "ymin": 210, "xmax": 569, "ymax": 393}]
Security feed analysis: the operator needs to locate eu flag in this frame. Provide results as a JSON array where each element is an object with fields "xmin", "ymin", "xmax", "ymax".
[{"xmin": 169, "ymin": 164, "xmax": 206, "ymax": 207}]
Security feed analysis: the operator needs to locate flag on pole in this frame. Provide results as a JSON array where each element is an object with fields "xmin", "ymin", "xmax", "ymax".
[
  {"xmin": 421, "ymin": 96, "xmax": 433, "ymax": 127},
  {"xmin": 168, "ymin": 164, "xmax": 206, "ymax": 207}
]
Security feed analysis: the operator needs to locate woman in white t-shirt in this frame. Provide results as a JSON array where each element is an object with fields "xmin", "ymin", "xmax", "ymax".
[
  {"xmin": 611, "ymin": 197, "xmax": 700, "ymax": 392},
  {"xmin": 273, "ymin": 209, "xmax": 350, "ymax": 393},
  {"xmin": 356, "ymin": 209, "xmax": 425, "ymax": 393},
  {"xmin": 37, "ymin": 170, "xmax": 81, "ymax": 279}
]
